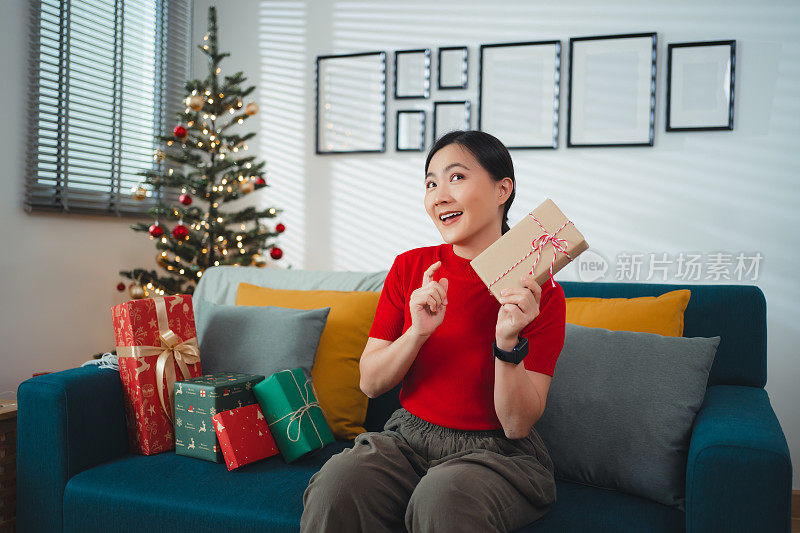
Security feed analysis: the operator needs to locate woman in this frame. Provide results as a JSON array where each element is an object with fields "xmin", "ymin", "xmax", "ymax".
[{"xmin": 300, "ymin": 130, "xmax": 566, "ymax": 533}]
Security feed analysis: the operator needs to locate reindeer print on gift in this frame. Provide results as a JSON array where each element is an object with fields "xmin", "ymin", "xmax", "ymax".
[{"xmin": 173, "ymin": 372, "xmax": 266, "ymax": 463}]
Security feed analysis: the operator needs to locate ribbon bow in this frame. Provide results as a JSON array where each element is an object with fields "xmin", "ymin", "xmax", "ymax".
[
  {"xmin": 487, "ymin": 213, "xmax": 574, "ymax": 291},
  {"xmin": 527, "ymin": 215, "xmax": 573, "ymax": 288},
  {"xmin": 116, "ymin": 296, "xmax": 200, "ymax": 422},
  {"xmin": 267, "ymin": 370, "xmax": 327, "ymax": 445}
]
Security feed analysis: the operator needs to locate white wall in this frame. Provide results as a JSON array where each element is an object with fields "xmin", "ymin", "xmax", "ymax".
[{"xmin": 189, "ymin": 0, "xmax": 800, "ymax": 489}]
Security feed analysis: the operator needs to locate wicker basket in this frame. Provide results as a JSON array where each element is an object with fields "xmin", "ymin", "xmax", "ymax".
[{"xmin": 0, "ymin": 402, "xmax": 16, "ymax": 532}]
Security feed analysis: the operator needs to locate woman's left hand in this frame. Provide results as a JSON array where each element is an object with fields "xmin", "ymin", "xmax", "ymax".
[{"xmin": 496, "ymin": 274, "xmax": 542, "ymax": 343}]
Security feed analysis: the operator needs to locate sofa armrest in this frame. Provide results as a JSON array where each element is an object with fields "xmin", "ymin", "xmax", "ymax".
[
  {"xmin": 17, "ymin": 366, "xmax": 129, "ymax": 532},
  {"xmin": 685, "ymin": 385, "xmax": 792, "ymax": 533}
]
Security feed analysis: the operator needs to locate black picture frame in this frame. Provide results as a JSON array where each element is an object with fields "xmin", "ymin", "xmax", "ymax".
[
  {"xmin": 438, "ymin": 46, "xmax": 469, "ymax": 90},
  {"xmin": 396, "ymin": 110, "xmax": 426, "ymax": 152},
  {"xmin": 394, "ymin": 48, "xmax": 431, "ymax": 99},
  {"xmin": 666, "ymin": 40, "xmax": 736, "ymax": 131},
  {"xmin": 567, "ymin": 32, "xmax": 657, "ymax": 148},
  {"xmin": 315, "ymin": 51, "xmax": 387, "ymax": 154},
  {"xmin": 433, "ymin": 100, "xmax": 471, "ymax": 142},
  {"xmin": 478, "ymin": 40, "xmax": 561, "ymax": 149}
]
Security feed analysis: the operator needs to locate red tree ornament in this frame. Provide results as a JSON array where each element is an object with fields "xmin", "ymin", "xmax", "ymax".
[
  {"xmin": 254, "ymin": 176, "xmax": 266, "ymax": 186},
  {"xmin": 172, "ymin": 223, "xmax": 189, "ymax": 240},
  {"xmin": 116, "ymin": 282, "xmax": 126, "ymax": 291},
  {"xmin": 149, "ymin": 223, "xmax": 165, "ymax": 237},
  {"xmin": 275, "ymin": 223, "xmax": 285, "ymax": 233},
  {"xmin": 270, "ymin": 247, "xmax": 283, "ymax": 260},
  {"xmin": 179, "ymin": 193, "xmax": 193, "ymax": 206},
  {"xmin": 173, "ymin": 125, "xmax": 188, "ymax": 139}
]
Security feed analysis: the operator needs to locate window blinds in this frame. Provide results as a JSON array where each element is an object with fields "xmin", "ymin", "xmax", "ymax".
[{"xmin": 25, "ymin": 0, "xmax": 192, "ymax": 216}]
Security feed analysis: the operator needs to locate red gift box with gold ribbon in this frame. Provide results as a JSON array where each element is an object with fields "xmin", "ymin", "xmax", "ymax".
[{"xmin": 111, "ymin": 294, "xmax": 202, "ymax": 455}]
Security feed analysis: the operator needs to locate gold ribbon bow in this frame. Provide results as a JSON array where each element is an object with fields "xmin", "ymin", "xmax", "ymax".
[
  {"xmin": 116, "ymin": 296, "xmax": 201, "ymax": 422},
  {"xmin": 267, "ymin": 370, "xmax": 327, "ymax": 445}
]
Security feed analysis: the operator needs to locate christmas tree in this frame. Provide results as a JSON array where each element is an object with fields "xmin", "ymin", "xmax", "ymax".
[{"xmin": 120, "ymin": 5, "xmax": 285, "ymax": 298}]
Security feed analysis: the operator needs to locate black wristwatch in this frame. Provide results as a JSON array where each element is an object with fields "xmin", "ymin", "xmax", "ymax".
[{"xmin": 493, "ymin": 337, "xmax": 529, "ymax": 365}]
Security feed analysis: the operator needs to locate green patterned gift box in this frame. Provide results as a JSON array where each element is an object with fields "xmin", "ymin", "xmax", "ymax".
[
  {"xmin": 174, "ymin": 372, "xmax": 265, "ymax": 462},
  {"xmin": 253, "ymin": 368, "xmax": 334, "ymax": 463}
]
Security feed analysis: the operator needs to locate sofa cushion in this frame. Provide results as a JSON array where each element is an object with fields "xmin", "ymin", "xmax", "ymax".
[
  {"xmin": 195, "ymin": 300, "xmax": 331, "ymax": 380},
  {"xmin": 534, "ymin": 323, "xmax": 719, "ymax": 511},
  {"xmin": 235, "ymin": 282, "xmax": 380, "ymax": 441},
  {"xmin": 62, "ymin": 442, "xmax": 353, "ymax": 532},
  {"xmin": 565, "ymin": 288, "xmax": 691, "ymax": 336}
]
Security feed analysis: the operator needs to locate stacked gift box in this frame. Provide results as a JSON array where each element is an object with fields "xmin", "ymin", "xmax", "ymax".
[
  {"xmin": 174, "ymin": 372, "xmax": 265, "ymax": 463},
  {"xmin": 112, "ymin": 294, "xmax": 336, "ymax": 468}
]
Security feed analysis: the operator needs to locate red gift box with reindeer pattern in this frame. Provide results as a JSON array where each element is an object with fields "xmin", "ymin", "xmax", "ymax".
[{"xmin": 111, "ymin": 294, "xmax": 202, "ymax": 455}]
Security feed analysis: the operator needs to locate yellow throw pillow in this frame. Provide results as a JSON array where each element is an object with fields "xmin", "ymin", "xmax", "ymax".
[
  {"xmin": 235, "ymin": 282, "xmax": 380, "ymax": 440},
  {"xmin": 565, "ymin": 289, "xmax": 691, "ymax": 337}
]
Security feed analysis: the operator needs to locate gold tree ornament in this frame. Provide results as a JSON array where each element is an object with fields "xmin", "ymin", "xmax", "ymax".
[
  {"xmin": 129, "ymin": 280, "xmax": 147, "ymax": 299},
  {"xmin": 239, "ymin": 179, "xmax": 255, "ymax": 194},
  {"xmin": 245, "ymin": 102, "xmax": 259, "ymax": 116},
  {"xmin": 131, "ymin": 183, "xmax": 147, "ymax": 201},
  {"xmin": 253, "ymin": 254, "xmax": 267, "ymax": 267},
  {"xmin": 187, "ymin": 94, "xmax": 204, "ymax": 110},
  {"xmin": 153, "ymin": 149, "xmax": 166, "ymax": 162}
]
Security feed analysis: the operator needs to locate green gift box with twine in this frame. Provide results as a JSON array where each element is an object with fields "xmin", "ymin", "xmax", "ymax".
[{"xmin": 252, "ymin": 368, "xmax": 334, "ymax": 463}]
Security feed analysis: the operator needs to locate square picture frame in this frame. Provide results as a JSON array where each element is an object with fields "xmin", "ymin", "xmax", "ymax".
[
  {"xmin": 567, "ymin": 32, "xmax": 657, "ymax": 147},
  {"xmin": 396, "ymin": 110, "xmax": 426, "ymax": 151},
  {"xmin": 666, "ymin": 40, "xmax": 736, "ymax": 131},
  {"xmin": 394, "ymin": 48, "xmax": 431, "ymax": 99},
  {"xmin": 315, "ymin": 51, "xmax": 387, "ymax": 154},
  {"xmin": 433, "ymin": 100, "xmax": 471, "ymax": 141},
  {"xmin": 479, "ymin": 40, "xmax": 561, "ymax": 149}
]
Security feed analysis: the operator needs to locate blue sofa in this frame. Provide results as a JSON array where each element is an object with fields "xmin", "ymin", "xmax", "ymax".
[{"xmin": 16, "ymin": 266, "xmax": 792, "ymax": 532}]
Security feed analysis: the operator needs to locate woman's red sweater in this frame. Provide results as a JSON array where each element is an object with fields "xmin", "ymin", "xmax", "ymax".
[{"xmin": 369, "ymin": 243, "xmax": 566, "ymax": 430}]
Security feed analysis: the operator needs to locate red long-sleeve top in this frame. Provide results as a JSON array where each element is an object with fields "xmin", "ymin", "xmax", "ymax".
[{"xmin": 368, "ymin": 243, "xmax": 567, "ymax": 430}]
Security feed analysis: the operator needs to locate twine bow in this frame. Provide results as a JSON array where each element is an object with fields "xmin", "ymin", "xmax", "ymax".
[
  {"xmin": 116, "ymin": 296, "xmax": 200, "ymax": 422},
  {"xmin": 488, "ymin": 213, "xmax": 575, "ymax": 291},
  {"xmin": 267, "ymin": 370, "xmax": 327, "ymax": 446}
]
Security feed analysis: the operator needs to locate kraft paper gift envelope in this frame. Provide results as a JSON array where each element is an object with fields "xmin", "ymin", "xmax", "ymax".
[{"xmin": 470, "ymin": 198, "xmax": 588, "ymax": 300}]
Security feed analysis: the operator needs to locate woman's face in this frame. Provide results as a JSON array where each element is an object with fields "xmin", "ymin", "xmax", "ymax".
[{"xmin": 424, "ymin": 143, "xmax": 511, "ymax": 245}]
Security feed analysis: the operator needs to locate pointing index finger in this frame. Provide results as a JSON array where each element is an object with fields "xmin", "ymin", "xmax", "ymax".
[{"xmin": 422, "ymin": 260, "xmax": 441, "ymax": 286}]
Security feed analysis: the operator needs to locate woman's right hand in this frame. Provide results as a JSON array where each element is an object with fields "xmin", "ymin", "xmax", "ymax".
[{"xmin": 409, "ymin": 260, "xmax": 449, "ymax": 337}]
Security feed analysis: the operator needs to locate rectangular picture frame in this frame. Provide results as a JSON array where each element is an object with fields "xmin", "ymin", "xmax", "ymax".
[
  {"xmin": 315, "ymin": 51, "xmax": 387, "ymax": 154},
  {"xmin": 433, "ymin": 100, "xmax": 471, "ymax": 142},
  {"xmin": 395, "ymin": 48, "xmax": 431, "ymax": 99},
  {"xmin": 396, "ymin": 110, "xmax": 426, "ymax": 151},
  {"xmin": 567, "ymin": 32, "xmax": 657, "ymax": 147},
  {"xmin": 479, "ymin": 40, "xmax": 561, "ymax": 149},
  {"xmin": 666, "ymin": 40, "xmax": 736, "ymax": 131},
  {"xmin": 438, "ymin": 46, "xmax": 469, "ymax": 90}
]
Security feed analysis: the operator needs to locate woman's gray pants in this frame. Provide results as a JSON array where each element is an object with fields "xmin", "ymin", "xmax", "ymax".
[{"xmin": 300, "ymin": 406, "xmax": 557, "ymax": 532}]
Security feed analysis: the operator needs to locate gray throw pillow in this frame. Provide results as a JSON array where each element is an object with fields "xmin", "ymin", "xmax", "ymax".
[
  {"xmin": 533, "ymin": 323, "xmax": 720, "ymax": 511},
  {"xmin": 195, "ymin": 300, "xmax": 331, "ymax": 381}
]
